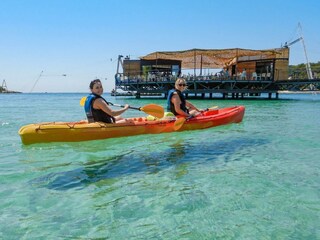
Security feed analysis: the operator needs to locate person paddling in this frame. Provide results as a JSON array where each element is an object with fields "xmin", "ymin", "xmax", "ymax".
[
  {"xmin": 167, "ymin": 78, "xmax": 201, "ymax": 117},
  {"xmin": 85, "ymin": 79, "xmax": 129, "ymax": 123}
]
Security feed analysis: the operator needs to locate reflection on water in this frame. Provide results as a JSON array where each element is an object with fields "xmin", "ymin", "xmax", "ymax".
[{"xmin": 30, "ymin": 137, "xmax": 268, "ymax": 190}]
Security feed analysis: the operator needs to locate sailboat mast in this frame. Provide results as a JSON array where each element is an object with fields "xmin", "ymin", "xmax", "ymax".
[{"xmin": 298, "ymin": 23, "xmax": 313, "ymax": 79}]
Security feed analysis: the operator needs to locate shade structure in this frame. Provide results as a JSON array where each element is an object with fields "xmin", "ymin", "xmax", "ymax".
[{"xmin": 141, "ymin": 48, "xmax": 286, "ymax": 69}]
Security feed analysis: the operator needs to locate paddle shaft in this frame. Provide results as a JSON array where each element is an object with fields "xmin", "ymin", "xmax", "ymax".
[
  {"xmin": 108, "ymin": 102, "xmax": 164, "ymax": 118},
  {"xmin": 80, "ymin": 97, "xmax": 164, "ymax": 118},
  {"xmin": 108, "ymin": 102, "xmax": 141, "ymax": 111}
]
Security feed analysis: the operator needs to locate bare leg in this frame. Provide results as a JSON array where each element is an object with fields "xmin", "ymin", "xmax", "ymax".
[{"xmin": 189, "ymin": 109, "xmax": 201, "ymax": 116}]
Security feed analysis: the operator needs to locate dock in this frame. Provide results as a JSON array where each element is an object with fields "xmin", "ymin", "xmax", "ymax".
[
  {"xmin": 114, "ymin": 48, "xmax": 319, "ymax": 99},
  {"xmin": 113, "ymin": 77, "xmax": 320, "ymax": 99}
]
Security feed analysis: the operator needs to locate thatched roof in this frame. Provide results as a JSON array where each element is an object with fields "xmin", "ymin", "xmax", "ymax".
[{"xmin": 141, "ymin": 48, "xmax": 286, "ymax": 69}]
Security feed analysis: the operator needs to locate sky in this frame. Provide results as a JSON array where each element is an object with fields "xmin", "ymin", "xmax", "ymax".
[{"xmin": 1, "ymin": 0, "xmax": 319, "ymax": 93}]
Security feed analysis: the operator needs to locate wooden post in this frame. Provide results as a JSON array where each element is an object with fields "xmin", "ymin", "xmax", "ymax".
[{"xmin": 194, "ymin": 50, "xmax": 196, "ymax": 77}]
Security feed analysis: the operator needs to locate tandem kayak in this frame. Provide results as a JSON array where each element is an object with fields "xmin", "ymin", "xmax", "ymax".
[{"xmin": 19, "ymin": 106, "xmax": 245, "ymax": 145}]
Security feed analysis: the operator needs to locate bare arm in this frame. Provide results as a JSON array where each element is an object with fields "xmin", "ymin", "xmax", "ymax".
[{"xmin": 93, "ymin": 99, "xmax": 129, "ymax": 116}]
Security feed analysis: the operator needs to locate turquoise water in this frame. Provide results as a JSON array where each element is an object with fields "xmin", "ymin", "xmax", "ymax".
[{"xmin": 1, "ymin": 93, "xmax": 319, "ymax": 239}]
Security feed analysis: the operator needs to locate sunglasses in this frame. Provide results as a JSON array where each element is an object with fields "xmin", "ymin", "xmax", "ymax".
[{"xmin": 178, "ymin": 84, "xmax": 187, "ymax": 87}]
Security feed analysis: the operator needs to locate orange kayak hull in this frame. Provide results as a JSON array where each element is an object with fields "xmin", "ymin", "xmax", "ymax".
[{"xmin": 19, "ymin": 106, "xmax": 245, "ymax": 145}]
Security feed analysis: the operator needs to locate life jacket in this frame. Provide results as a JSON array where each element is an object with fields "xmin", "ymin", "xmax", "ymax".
[
  {"xmin": 84, "ymin": 94, "xmax": 115, "ymax": 123},
  {"xmin": 167, "ymin": 89, "xmax": 188, "ymax": 115}
]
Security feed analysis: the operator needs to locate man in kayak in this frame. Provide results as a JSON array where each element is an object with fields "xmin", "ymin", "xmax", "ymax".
[
  {"xmin": 85, "ymin": 79, "xmax": 129, "ymax": 123},
  {"xmin": 167, "ymin": 78, "xmax": 201, "ymax": 117}
]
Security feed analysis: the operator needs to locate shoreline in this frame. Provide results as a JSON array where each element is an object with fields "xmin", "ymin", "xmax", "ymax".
[{"xmin": 0, "ymin": 91, "xmax": 22, "ymax": 94}]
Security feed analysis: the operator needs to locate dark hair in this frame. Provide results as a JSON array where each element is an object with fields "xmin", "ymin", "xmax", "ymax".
[{"xmin": 89, "ymin": 79, "xmax": 101, "ymax": 89}]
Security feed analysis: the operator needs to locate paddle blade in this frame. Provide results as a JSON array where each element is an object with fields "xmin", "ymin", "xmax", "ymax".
[
  {"xmin": 140, "ymin": 104, "xmax": 164, "ymax": 118},
  {"xmin": 173, "ymin": 117, "xmax": 186, "ymax": 131},
  {"xmin": 80, "ymin": 97, "xmax": 87, "ymax": 106}
]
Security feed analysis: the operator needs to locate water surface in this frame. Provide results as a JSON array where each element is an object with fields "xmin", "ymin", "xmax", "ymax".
[{"xmin": 0, "ymin": 93, "xmax": 319, "ymax": 239}]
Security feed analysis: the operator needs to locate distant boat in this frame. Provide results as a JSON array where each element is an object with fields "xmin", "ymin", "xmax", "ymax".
[
  {"xmin": 110, "ymin": 89, "xmax": 161, "ymax": 97},
  {"xmin": 111, "ymin": 89, "xmax": 135, "ymax": 96}
]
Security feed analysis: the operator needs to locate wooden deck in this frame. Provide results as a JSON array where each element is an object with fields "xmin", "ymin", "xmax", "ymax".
[{"xmin": 114, "ymin": 77, "xmax": 320, "ymax": 99}]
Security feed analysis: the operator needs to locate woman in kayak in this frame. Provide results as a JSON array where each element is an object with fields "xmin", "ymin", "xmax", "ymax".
[
  {"xmin": 167, "ymin": 77, "xmax": 201, "ymax": 117},
  {"xmin": 85, "ymin": 79, "xmax": 129, "ymax": 123}
]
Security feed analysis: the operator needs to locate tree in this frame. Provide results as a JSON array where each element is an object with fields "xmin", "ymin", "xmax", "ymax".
[{"xmin": 289, "ymin": 61, "xmax": 320, "ymax": 79}]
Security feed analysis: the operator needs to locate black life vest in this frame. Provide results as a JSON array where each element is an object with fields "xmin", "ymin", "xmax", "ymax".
[
  {"xmin": 167, "ymin": 89, "xmax": 189, "ymax": 115},
  {"xmin": 84, "ymin": 94, "xmax": 115, "ymax": 123}
]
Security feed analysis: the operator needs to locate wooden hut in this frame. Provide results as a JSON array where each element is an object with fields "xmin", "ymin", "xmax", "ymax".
[{"xmin": 139, "ymin": 48, "xmax": 289, "ymax": 81}]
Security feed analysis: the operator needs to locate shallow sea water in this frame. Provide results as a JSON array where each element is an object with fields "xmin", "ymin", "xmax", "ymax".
[{"xmin": 0, "ymin": 93, "xmax": 319, "ymax": 239}]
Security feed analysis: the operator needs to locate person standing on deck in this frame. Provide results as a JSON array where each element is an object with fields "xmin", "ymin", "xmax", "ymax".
[{"xmin": 241, "ymin": 68, "xmax": 247, "ymax": 80}]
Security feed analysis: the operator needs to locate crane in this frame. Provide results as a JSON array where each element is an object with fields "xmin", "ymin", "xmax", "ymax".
[
  {"xmin": 283, "ymin": 23, "xmax": 313, "ymax": 79},
  {"xmin": 283, "ymin": 37, "xmax": 302, "ymax": 48}
]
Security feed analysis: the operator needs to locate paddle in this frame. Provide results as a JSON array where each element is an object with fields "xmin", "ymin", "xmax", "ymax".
[
  {"xmin": 79, "ymin": 97, "xmax": 164, "ymax": 119},
  {"xmin": 80, "ymin": 96, "xmax": 87, "ymax": 107},
  {"xmin": 173, "ymin": 117, "xmax": 191, "ymax": 131},
  {"xmin": 173, "ymin": 106, "xmax": 219, "ymax": 131}
]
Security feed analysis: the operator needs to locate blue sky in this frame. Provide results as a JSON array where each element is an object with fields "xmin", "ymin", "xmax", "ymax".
[{"xmin": 1, "ymin": 0, "xmax": 319, "ymax": 92}]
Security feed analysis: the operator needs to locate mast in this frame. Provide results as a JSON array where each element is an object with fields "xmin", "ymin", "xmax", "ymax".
[
  {"xmin": 193, "ymin": 50, "xmax": 196, "ymax": 77},
  {"xmin": 298, "ymin": 23, "xmax": 313, "ymax": 79},
  {"xmin": 30, "ymin": 71, "xmax": 43, "ymax": 93}
]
